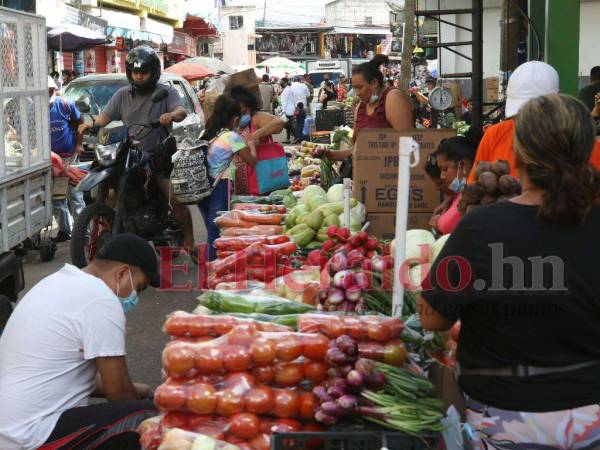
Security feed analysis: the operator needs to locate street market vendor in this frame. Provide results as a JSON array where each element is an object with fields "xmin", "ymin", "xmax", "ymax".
[
  {"xmin": 327, "ymin": 54, "xmax": 413, "ymax": 163},
  {"xmin": 418, "ymin": 94, "xmax": 600, "ymax": 448},
  {"xmin": 469, "ymin": 61, "xmax": 600, "ymax": 181},
  {"xmin": 428, "ymin": 129, "xmax": 482, "ymax": 235},
  {"xmin": 0, "ymin": 234, "xmax": 160, "ymax": 450}
]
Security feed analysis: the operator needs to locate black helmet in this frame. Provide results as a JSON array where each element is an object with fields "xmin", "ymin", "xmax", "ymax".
[{"xmin": 125, "ymin": 45, "xmax": 161, "ymax": 93}]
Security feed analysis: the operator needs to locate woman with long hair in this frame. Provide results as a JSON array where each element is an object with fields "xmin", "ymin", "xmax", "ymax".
[
  {"xmin": 419, "ymin": 94, "xmax": 600, "ymax": 448},
  {"xmin": 199, "ymin": 95, "xmax": 256, "ymax": 260},
  {"xmin": 429, "ymin": 128, "xmax": 482, "ymax": 234},
  {"xmin": 229, "ymin": 85, "xmax": 285, "ymax": 195}
]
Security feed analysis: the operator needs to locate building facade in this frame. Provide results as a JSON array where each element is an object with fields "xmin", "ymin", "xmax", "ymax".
[{"xmin": 220, "ymin": 1, "xmax": 257, "ymax": 67}]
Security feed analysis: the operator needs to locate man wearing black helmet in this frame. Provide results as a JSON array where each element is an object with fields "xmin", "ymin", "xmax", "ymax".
[{"xmin": 79, "ymin": 46, "xmax": 196, "ymax": 256}]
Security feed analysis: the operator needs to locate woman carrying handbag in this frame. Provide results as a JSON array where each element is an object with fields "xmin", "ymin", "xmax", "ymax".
[{"xmin": 199, "ymin": 96, "xmax": 257, "ymax": 261}]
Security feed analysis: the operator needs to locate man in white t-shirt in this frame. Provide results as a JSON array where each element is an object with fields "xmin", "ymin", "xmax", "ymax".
[
  {"xmin": 280, "ymin": 77, "xmax": 297, "ymax": 143},
  {"xmin": 0, "ymin": 234, "xmax": 161, "ymax": 450},
  {"xmin": 291, "ymin": 75, "xmax": 311, "ymax": 108}
]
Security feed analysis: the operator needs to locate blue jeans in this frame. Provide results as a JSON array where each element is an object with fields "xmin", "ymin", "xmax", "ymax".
[
  {"xmin": 52, "ymin": 184, "xmax": 85, "ymax": 235},
  {"xmin": 199, "ymin": 179, "xmax": 231, "ymax": 261}
]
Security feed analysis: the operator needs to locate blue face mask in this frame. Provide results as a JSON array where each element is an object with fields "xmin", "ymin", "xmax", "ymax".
[
  {"xmin": 449, "ymin": 162, "xmax": 466, "ymax": 194},
  {"xmin": 370, "ymin": 94, "xmax": 379, "ymax": 104},
  {"xmin": 238, "ymin": 114, "xmax": 251, "ymax": 129},
  {"xmin": 117, "ymin": 269, "xmax": 138, "ymax": 314}
]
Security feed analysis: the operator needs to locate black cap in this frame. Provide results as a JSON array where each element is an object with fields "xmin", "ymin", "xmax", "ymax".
[{"xmin": 97, "ymin": 234, "xmax": 161, "ymax": 287}]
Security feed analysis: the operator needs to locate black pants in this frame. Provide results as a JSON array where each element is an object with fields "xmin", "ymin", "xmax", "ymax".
[
  {"xmin": 40, "ymin": 400, "xmax": 156, "ymax": 450},
  {"xmin": 285, "ymin": 115, "xmax": 296, "ymax": 141}
]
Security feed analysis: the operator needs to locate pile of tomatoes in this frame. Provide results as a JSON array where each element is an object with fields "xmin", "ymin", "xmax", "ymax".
[
  {"xmin": 148, "ymin": 323, "xmax": 330, "ymax": 449},
  {"xmin": 162, "ymin": 324, "xmax": 330, "ymax": 381},
  {"xmin": 155, "ymin": 372, "xmax": 318, "ymax": 420}
]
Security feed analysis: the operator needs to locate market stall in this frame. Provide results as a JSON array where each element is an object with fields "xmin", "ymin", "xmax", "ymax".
[{"xmin": 133, "ymin": 141, "xmax": 478, "ymax": 448}]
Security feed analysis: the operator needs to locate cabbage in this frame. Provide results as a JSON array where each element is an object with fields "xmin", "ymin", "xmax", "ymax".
[
  {"xmin": 301, "ymin": 185, "xmax": 327, "ymax": 205},
  {"xmin": 338, "ymin": 212, "xmax": 362, "ymax": 232},
  {"xmin": 405, "ymin": 229, "xmax": 436, "ymax": 263},
  {"xmin": 351, "ymin": 202, "xmax": 366, "ymax": 224},
  {"xmin": 307, "ymin": 195, "xmax": 328, "ymax": 212},
  {"xmin": 408, "ymin": 264, "xmax": 430, "ymax": 292},
  {"xmin": 327, "ymin": 184, "xmax": 345, "ymax": 202},
  {"xmin": 432, "ymin": 234, "xmax": 451, "ymax": 262}
]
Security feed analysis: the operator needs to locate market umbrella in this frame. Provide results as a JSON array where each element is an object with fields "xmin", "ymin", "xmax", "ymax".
[
  {"xmin": 256, "ymin": 57, "xmax": 305, "ymax": 76},
  {"xmin": 232, "ymin": 64, "xmax": 266, "ymax": 78},
  {"xmin": 180, "ymin": 56, "xmax": 234, "ymax": 75},
  {"xmin": 164, "ymin": 62, "xmax": 215, "ymax": 81},
  {"xmin": 47, "ymin": 24, "xmax": 109, "ymax": 52}
]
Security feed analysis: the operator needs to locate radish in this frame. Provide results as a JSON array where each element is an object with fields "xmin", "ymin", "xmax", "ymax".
[
  {"xmin": 364, "ymin": 237, "xmax": 378, "ymax": 250},
  {"xmin": 322, "ymin": 239, "xmax": 335, "ymax": 252},
  {"xmin": 362, "ymin": 259, "xmax": 372, "ymax": 271},
  {"xmin": 345, "ymin": 285, "xmax": 362, "ymax": 302},
  {"xmin": 357, "ymin": 231, "xmax": 369, "ymax": 243},
  {"xmin": 328, "ymin": 288, "xmax": 346, "ymax": 304},
  {"xmin": 329, "ymin": 252, "xmax": 348, "ymax": 273},
  {"xmin": 371, "ymin": 255, "xmax": 385, "ymax": 273},
  {"xmin": 349, "ymin": 234, "xmax": 363, "ymax": 248},
  {"xmin": 353, "ymin": 271, "xmax": 371, "ymax": 290},
  {"xmin": 333, "ymin": 270, "xmax": 353, "ymax": 288},
  {"xmin": 336, "ymin": 227, "xmax": 350, "ymax": 241},
  {"xmin": 327, "ymin": 225, "xmax": 338, "ymax": 239}
]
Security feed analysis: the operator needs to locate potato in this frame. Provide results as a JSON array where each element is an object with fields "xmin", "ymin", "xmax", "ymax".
[
  {"xmin": 477, "ymin": 171, "xmax": 499, "ymax": 195},
  {"xmin": 474, "ymin": 161, "xmax": 494, "ymax": 179},
  {"xmin": 498, "ymin": 174, "xmax": 522, "ymax": 195},
  {"xmin": 492, "ymin": 159, "xmax": 511, "ymax": 177}
]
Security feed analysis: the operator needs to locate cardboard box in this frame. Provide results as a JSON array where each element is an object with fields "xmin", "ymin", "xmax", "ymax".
[
  {"xmin": 485, "ymin": 77, "xmax": 500, "ymax": 103},
  {"xmin": 203, "ymin": 68, "xmax": 260, "ymax": 120},
  {"xmin": 353, "ymin": 129, "xmax": 455, "ymax": 214},
  {"xmin": 367, "ymin": 212, "xmax": 434, "ymax": 240}
]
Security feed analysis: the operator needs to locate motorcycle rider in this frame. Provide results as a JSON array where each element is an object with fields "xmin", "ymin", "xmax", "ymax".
[{"xmin": 78, "ymin": 46, "xmax": 196, "ymax": 258}]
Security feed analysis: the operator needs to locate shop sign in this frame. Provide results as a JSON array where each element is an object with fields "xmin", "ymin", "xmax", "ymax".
[
  {"xmin": 256, "ymin": 32, "xmax": 319, "ymax": 57},
  {"xmin": 65, "ymin": 5, "xmax": 107, "ymax": 35},
  {"xmin": 84, "ymin": 48, "xmax": 96, "ymax": 72},
  {"xmin": 167, "ymin": 31, "xmax": 196, "ymax": 57},
  {"xmin": 74, "ymin": 50, "xmax": 84, "ymax": 75}
]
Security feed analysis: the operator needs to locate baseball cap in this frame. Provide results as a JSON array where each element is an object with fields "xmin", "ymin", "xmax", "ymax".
[
  {"xmin": 97, "ymin": 234, "xmax": 161, "ymax": 287},
  {"xmin": 506, "ymin": 61, "xmax": 559, "ymax": 118}
]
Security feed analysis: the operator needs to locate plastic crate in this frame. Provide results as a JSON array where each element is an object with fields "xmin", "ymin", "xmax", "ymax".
[
  {"xmin": 316, "ymin": 109, "xmax": 346, "ymax": 131},
  {"xmin": 271, "ymin": 430, "xmax": 441, "ymax": 450}
]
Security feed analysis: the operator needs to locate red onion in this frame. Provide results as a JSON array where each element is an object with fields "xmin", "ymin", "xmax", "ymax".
[
  {"xmin": 335, "ymin": 335, "xmax": 358, "ymax": 357},
  {"xmin": 346, "ymin": 370, "xmax": 364, "ymax": 388},
  {"xmin": 339, "ymin": 364, "xmax": 353, "ymax": 378},
  {"xmin": 315, "ymin": 408, "xmax": 338, "ymax": 425},
  {"xmin": 321, "ymin": 401, "xmax": 345, "ymax": 417},
  {"xmin": 336, "ymin": 394, "xmax": 358, "ymax": 412},
  {"xmin": 326, "ymin": 347, "xmax": 350, "ymax": 366},
  {"xmin": 355, "ymin": 358, "xmax": 375, "ymax": 376},
  {"xmin": 313, "ymin": 385, "xmax": 332, "ymax": 403},
  {"xmin": 366, "ymin": 370, "xmax": 386, "ymax": 391}
]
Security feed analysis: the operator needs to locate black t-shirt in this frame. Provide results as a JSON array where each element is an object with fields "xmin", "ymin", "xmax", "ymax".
[{"xmin": 422, "ymin": 201, "xmax": 600, "ymax": 412}]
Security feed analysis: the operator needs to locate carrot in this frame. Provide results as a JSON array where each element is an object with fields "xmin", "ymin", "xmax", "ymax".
[
  {"xmin": 214, "ymin": 235, "xmax": 289, "ymax": 251},
  {"xmin": 232, "ymin": 204, "xmax": 287, "ymax": 214},
  {"xmin": 236, "ymin": 211, "xmax": 285, "ymax": 225},
  {"xmin": 221, "ymin": 225, "xmax": 283, "ymax": 237}
]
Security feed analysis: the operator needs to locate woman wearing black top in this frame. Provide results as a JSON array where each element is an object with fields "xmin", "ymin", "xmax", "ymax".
[{"xmin": 419, "ymin": 94, "xmax": 600, "ymax": 448}]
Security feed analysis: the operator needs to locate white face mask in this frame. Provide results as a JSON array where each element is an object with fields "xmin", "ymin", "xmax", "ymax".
[{"xmin": 449, "ymin": 161, "xmax": 466, "ymax": 193}]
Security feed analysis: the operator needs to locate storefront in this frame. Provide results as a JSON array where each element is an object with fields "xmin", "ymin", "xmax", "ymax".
[
  {"xmin": 163, "ymin": 30, "xmax": 197, "ymax": 68},
  {"xmin": 255, "ymin": 26, "xmax": 330, "ymax": 62},
  {"xmin": 324, "ymin": 27, "xmax": 389, "ymax": 59},
  {"xmin": 179, "ymin": 14, "xmax": 220, "ymax": 57},
  {"xmin": 64, "ymin": 5, "xmax": 108, "ymax": 75}
]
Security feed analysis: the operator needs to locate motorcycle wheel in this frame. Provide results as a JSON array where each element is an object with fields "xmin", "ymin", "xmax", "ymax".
[{"xmin": 71, "ymin": 202, "xmax": 115, "ymax": 268}]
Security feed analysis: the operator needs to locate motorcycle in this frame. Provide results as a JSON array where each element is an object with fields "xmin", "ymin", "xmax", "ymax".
[{"xmin": 70, "ymin": 88, "xmax": 183, "ymax": 268}]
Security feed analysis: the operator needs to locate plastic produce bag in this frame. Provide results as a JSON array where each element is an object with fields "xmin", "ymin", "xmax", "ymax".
[
  {"xmin": 161, "ymin": 323, "xmax": 330, "ymax": 379},
  {"xmin": 297, "ymin": 314, "xmax": 404, "ymax": 342},
  {"xmin": 163, "ymin": 312, "xmax": 292, "ymax": 338},
  {"xmin": 139, "ymin": 413, "xmax": 323, "ymax": 450},
  {"xmin": 154, "ymin": 373, "xmax": 319, "ymax": 419},
  {"xmin": 197, "ymin": 291, "xmax": 316, "ymax": 315}
]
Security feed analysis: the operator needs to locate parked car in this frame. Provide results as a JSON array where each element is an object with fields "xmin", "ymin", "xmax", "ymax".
[{"xmin": 63, "ymin": 73, "xmax": 205, "ymax": 162}]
